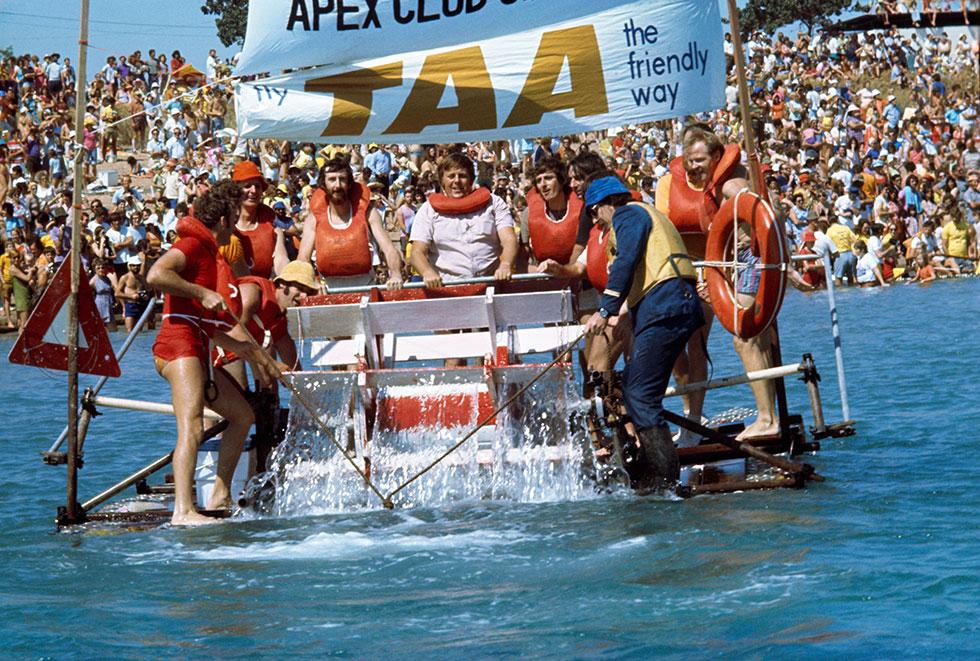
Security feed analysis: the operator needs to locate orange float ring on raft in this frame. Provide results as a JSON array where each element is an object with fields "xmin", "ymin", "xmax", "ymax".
[{"xmin": 704, "ymin": 190, "xmax": 788, "ymax": 339}]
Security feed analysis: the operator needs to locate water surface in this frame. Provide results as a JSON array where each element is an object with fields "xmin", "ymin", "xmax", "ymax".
[{"xmin": 1, "ymin": 279, "xmax": 978, "ymax": 657}]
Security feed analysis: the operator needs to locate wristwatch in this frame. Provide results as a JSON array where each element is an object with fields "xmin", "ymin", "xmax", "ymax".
[{"xmin": 598, "ymin": 308, "xmax": 610, "ymax": 319}]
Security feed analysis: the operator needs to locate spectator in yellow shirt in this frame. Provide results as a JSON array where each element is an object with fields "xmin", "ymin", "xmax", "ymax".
[{"xmin": 826, "ymin": 216, "xmax": 858, "ymax": 286}]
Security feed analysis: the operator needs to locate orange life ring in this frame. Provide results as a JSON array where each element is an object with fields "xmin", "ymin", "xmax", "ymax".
[
  {"xmin": 427, "ymin": 188, "xmax": 491, "ymax": 215},
  {"xmin": 704, "ymin": 190, "xmax": 788, "ymax": 339}
]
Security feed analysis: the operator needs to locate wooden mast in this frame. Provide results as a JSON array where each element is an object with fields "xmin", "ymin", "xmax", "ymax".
[
  {"xmin": 725, "ymin": 0, "xmax": 761, "ymax": 194},
  {"xmin": 63, "ymin": 0, "xmax": 91, "ymax": 525}
]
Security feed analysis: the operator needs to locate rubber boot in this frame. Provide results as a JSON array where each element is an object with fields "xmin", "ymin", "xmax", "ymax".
[{"xmin": 636, "ymin": 425, "xmax": 680, "ymax": 491}]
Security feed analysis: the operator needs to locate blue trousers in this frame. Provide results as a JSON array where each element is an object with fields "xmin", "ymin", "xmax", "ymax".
[{"xmin": 622, "ymin": 282, "xmax": 704, "ymax": 431}]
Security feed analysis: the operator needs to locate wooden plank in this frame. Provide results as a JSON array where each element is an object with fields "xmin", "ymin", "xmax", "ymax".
[
  {"xmin": 291, "ymin": 291, "xmax": 576, "ymax": 340},
  {"xmin": 288, "ymin": 303, "xmax": 364, "ymax": 339},
  {"xmin": 365, "ymin": 296, "xmax": 491, "ymax": 334},
  {"xmin": 508, "ymin": 325, "xmax": 585, "ymax": 355},
  {"xmin": 388, "ymin": 332, "xmax": 494, "ymax": 362},
  {"xmin": 309, "ymin": 338, "xmax": 365, "ymax": 367},
  {"xmin": 493, "ymin": 290, "xmax": 576, "ymax": 326},
  {"xmin": 384, "ymin": 326, "xmax": 583, "ymax": 363}
]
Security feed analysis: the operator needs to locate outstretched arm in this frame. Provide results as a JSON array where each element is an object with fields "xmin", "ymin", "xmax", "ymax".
[
  {"xmin": 367, "ymin": 208, "xmax": 403, "ymax": 289},
  {"xmin": 296, "ymin": 211, "xmax": 316, "ymax": 263}
]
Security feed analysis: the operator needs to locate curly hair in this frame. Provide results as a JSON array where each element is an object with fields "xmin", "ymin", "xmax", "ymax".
[
  {"xmin": 531, "ymin": 156, "xmax": 569, "ymax": 190},
  {"xmin": 194, "ymin": 179, "xmax": 242, "ymax": 229},
  {"xmin": 316, "ymin": 156, "xmax": 354, "ymax": 190}
]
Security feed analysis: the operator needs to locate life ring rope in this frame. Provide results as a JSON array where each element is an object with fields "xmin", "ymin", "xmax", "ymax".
[{"xmin": 704, "ymin": 188, "xmax": 788, "ymax": 339}]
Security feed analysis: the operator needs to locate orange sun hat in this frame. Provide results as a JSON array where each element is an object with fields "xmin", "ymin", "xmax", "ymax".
[{"xmin": 232, "ymin": 160, "xmax": 264, "ymax": 183}]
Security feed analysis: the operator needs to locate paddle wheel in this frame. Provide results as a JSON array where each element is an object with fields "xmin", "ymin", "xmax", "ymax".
[{"xmin": 238, "ymin": 277, "xmax": 595, "ymax": 514}]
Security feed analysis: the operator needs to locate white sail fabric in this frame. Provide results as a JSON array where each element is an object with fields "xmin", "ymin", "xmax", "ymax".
[{"xmin": 234, "ymin": 0, "xmax": 725, "ymax": 142}]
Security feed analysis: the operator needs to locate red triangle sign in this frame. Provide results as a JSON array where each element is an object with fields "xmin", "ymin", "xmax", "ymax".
[{"xmin": 8, "ymin": 256, "xmax": 121, "ymax": 377}]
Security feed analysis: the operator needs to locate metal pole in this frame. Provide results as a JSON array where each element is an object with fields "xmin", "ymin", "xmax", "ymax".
[
  {"xmin": 92, "ymin": 395, "xmax": 222, "ymax": 420},
  {"xmin": 80, "ymin": 452, "xmax": 173, "ymax": 513},
  {"xmin": 46, "ymin": 298, "xmax": 157, "ymax": 456},
  {"xmin": 801, "ymin": 353, "xmax": 827, "ymax": 434},
  {"xmin": 662, "ymin": 362, "xmax": 802, "ymax": 398},
  {"xmin": 822, "ymin": 253, "xmax": 850, "ymax": 420},
  {"xmin": 64, "ymin": 0, "xmax": 90, "ymax": 525},
  {"xmin": 725, "ymin": 0, "xmax": 761, "ymax": 194}
]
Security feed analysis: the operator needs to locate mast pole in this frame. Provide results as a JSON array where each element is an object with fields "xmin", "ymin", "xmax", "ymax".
[
  {"xmin": 725, "ymin": 0, "xmax": 761, "ymax": 194},
  {"xmin": 64, "ymin": 0, "xmax": 91, "ymax": 525}
]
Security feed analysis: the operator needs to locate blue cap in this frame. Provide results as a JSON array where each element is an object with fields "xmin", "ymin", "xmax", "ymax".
[
  {"xmin": 584, "ymin": 176, "xmax": 630, "ymax": 207},
  {"xmin": 272, "ymin": 201, "xmax": 287, "ymax": 210}
]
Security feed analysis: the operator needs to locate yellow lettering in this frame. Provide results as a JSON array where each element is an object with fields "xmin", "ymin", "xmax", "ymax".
[
  {"xmin": 385, "ymin": 46, "xmax": 496, "ymax": 135},
  {"xmin": 305, "ymin": 62, "xmax": 403, "ymax": 137},
  {"xmin": 503, "ymin": 25, "xmax": 608, "ymax": 129}
]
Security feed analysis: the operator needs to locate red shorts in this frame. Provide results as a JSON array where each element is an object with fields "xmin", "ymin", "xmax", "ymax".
[{"xmin": 152, "ymin": 323, "xmax": 209, "ymax": 369}]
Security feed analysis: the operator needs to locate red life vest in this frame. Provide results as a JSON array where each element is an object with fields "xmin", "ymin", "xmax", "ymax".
[
  {"xmin": 234, "ymin": 204, "xmax": 277, "ymax": 278},
  {"xmin": 427, "ymin": 187, "xmax": 492, "ymax": 215},
  {"xmin": 311, "ymin": 184, "xmax": 373, "ymax": 278},
  {"xmin": 526, "ymin": 187, "xmax": 582, "ymax": 264},
  {"xmin": 214, "ymin": 249, "xmax": 240, "ymax": 316},
  {"xmin": 237, "ymin": 275, "xmax": 287, "ymax": 345},
  {"xmin": 667, "ymin": 143, "xmax": 741, "ymax": 255},
  {"xmin": 153, "ymin": 217, "xmax": 225, "ymax": 365},
  {"xmin": 585, "ymin": 224, "xmax": 611, "ymax": 291}
]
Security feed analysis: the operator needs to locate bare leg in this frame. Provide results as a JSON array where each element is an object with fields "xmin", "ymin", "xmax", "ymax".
[
  {"xmin": 733, "ymin": 320, "xmax": 780, "ymax": 441},
  {"xmin": 160, "ymin": 357, "xmax": 220, "ymax": 526},
  {"xmin": 204, "ymin": 367, "xmax": 255, "ymax": 510},
  {"xmin": 671, "ymin": 302, "xmax": 712, "ymax": 446},
  {"xmin": 222, "ymin": 358, "xmax": 249, "ymax": 391},
  {"xmin": 2, "ymin": 291, "xmax": 14, "ymax": 328}
]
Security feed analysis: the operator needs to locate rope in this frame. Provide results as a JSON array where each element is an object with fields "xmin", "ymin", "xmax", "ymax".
[
  {"xmin": 383, "ymin": 329, "xmax": 588, "ymax": 503},
  {"xmin": 222, "ymin": 307, "xmax": 394, "ymax": 509},
  {"xmin": 696, "ymin": 260, "xmax": 787, "ymax": 270},
  {"xmin": 92, "ymin": 74, "xmax": 238, "ymax": 136}
]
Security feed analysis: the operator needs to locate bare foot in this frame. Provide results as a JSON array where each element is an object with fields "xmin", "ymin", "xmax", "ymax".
[
  {"xmin": 171, "ymin": 510, "xmax": 224, "ymax": 526},
  {"xmin": 736, "ymin": 418, "xmax": 781, "ymax": 441},
  {"xmin": 205, "ymin": 495, "xmax": 232, "ymax": 511}
]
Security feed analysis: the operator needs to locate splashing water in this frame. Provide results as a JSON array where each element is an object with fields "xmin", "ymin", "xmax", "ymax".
[{"xmin": 240, "ymin": 365, "xmax": 597, "ymax": 517}]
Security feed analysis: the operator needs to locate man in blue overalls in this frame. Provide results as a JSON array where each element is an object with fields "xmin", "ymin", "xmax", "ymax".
[{"xmin": 583, "ymin": 176, "xmax": 704, "ymax": 491}]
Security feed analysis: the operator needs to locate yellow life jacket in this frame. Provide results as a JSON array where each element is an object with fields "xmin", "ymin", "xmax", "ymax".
[{"xmin": 606, "ymin": 201, "xmax": 695, "ymax": 308}]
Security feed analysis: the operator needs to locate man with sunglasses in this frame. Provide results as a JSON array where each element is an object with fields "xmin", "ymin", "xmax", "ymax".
[{"xmin": 583, "ymin": 175, "xmax": 703, "ymax": 492}]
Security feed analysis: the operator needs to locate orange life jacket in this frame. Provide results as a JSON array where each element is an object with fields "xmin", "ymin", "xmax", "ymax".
[
  {"xmin": 526, "ymin": 187, "xmax": 582, "ymax": 264},
  {"xmin": 215, "ymin": 251, "xmax": 241, "ymax": 321},
  {"xmin": 311, "ymin": 184, "xmax": 373, "ymax": 278},
  {"xmin": 234, "ymin": 204, "xmax": 277, "ymax": 278},
  {"xmin": 667, "ymin": 143, "xmax": 741, "ymax": 256},
  {"xmin": 585, "ymin": 224, "xmax": 611, "ymax": 291}
]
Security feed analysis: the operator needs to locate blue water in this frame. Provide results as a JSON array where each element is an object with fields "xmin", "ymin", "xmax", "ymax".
[{"xmin": 1, "ymin": 279, "xmax": 978, "ymax": 657}]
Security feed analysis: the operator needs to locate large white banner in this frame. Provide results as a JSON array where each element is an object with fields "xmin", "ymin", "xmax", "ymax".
[
  {"xmin": 235, "ymin": 0, "xmax": 725, "ymax": 143},
  {"xmin": 237, "ymin": 0, "xmax": 653, "ymax": 76}
]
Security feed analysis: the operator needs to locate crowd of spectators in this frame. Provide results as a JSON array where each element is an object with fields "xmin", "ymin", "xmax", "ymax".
[{"xmin": 0, "ymin": 20, "xmax": 977, "ymax": 331}]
